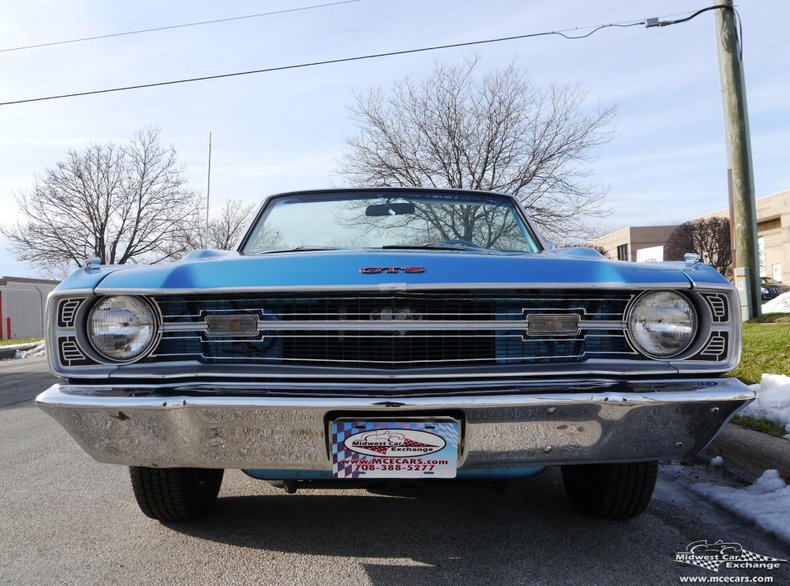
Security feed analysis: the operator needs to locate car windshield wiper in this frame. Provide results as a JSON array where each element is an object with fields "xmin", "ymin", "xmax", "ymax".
[
  {"xmin": 380, "ymin": 242, "xmax": 482, "ymax": 251},
  {"xmin": 253, "ymin": 246, "xmax": 341, "ymax": 255}
]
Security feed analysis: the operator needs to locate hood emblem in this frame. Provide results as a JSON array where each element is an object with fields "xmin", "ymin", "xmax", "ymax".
[{"xmin": 359, "ymin": 266, "xmax": 425, "ymax": 274}]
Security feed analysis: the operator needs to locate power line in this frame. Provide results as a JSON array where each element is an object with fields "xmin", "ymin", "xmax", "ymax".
[
  {"xmin": 645, "ymin": 4, "xmax": 741, "ymax": 59},
  {"xmin": 0, "ymin": 6, "xmax": 732, "ymax": 107},
  {"xmin": 0, "ymin": 24, "xmax": 641, "ymax": 107},
  {"xmin": 0, "ymin": 0, "xmax": 360, "ymax": 54},
  {"xmin": 646, "ymin": 4, "xmax": 729, "ymax": 27}
]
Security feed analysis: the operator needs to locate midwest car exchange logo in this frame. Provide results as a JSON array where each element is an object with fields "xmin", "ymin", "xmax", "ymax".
[{"xmin": 675, "ymin": 540, "xmax": 786, "ymax": 573}]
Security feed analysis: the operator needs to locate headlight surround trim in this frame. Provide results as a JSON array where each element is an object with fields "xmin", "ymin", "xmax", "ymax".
[
  {"xmin": 85, "ymin": 295, "xmax": 160, "ymax": 363},
  {"xmin": 626, "ymin": 290, "xmax": 699, "ymax": 359}
]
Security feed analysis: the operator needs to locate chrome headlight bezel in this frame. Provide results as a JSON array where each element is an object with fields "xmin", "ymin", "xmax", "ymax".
[
  {"xmin": 625, "ymin": 290, "xmax": 699, "ymax": 360},
  {"xmin": 85, "ymin": 295, "xmax": 160, "ymax": 364}
]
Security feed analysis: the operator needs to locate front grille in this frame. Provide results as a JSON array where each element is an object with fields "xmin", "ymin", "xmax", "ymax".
[{"xmin": 150, "ymin": 291, "xmax": 636, "ymax": 368}]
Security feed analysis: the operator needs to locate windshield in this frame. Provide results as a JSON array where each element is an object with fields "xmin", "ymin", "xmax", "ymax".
[{"xmin": 241, "ymin": 191, "xmax": 541, "ymax": 254}]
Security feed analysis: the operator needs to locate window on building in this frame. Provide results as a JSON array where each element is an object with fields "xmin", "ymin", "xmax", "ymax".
[{"xmin": 617, "ymin": 244, "xmax": 629, "ymax": 261}]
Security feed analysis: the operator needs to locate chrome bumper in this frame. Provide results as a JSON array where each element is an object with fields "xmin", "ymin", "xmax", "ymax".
[{"xmin": 36, "ymin": 378, "xmax": 753, "ymax": 471}]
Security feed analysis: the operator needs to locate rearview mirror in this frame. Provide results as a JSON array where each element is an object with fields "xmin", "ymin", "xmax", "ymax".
[{"xmin": 365, "ymin": 202, "xmax": 416, "ymax": 216}]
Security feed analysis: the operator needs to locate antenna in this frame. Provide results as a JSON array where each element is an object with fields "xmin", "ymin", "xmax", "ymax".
[{"xmin": 205, "ymin": 131, "xmax": 212, "ymax": 248}]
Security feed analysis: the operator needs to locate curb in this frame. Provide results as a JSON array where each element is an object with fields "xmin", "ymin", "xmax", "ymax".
[
  {"xmin": 706, "ymin": 423, "xmax": 790, "ymax": 479},
  {"xmin": 0, "ymin": 343, "xmax": 39, "ymax": 360}
]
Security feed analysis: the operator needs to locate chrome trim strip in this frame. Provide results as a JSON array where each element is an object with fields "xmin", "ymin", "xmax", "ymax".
[
  {"xmin": 48, "ymin": 359, "xmax": 732, "ymax": 380},
  {"xmin": 162, "ymin": 319, "xmax": 625, "ymax": 333},
  {"xmin": 38, "ymin": 379, "xmax": 755, "ymax": 406},
  {"xmin": 95, "ymin": 282, "xmax": 694, "ymax": 295},
  {"xmin": 259, "ymin": 319, "xmax": 526, "ymax": 332},
  {"xmin": 26, "ymin": 377, "xmax": 628, "ymax": 393},
  {"xmin": 50, "ymin": 288, "xmax": 95, "ymax": 296},
  {"xmin": 157, "ymin": 332, "xmax": 625, "ymax": 340},
  {"xmin": 36, "ymin": 377, "xmax": 754, "ymax": 470},
  {"xmin": 162, "ymin": 322, "xmax": 209, "ymax": 333}
]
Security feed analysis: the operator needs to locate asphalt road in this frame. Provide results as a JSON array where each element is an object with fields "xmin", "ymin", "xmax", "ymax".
[
  {"xmin": 0, "ymin": 355, "xmax": 58, "ymax": 407},
  {"xmin": 1, "ymin": 358, "xmax": 788, "ymax": 585}
]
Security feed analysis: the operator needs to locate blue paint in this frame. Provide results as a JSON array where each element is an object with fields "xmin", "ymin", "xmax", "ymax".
[
  {"xmin": 78, "ymin": 248, "xmax": 728, "ymax": 293},
  {"xmin": 456, "ymin": 465, "xmax": 546, "ymax": 479},
  {"xmin": 243, "ymin": 469, "xmax": 333, "ymax": 480},
  {"xmin": 56, "ymin": 264, "xmax": 129, "ymax": 291}
]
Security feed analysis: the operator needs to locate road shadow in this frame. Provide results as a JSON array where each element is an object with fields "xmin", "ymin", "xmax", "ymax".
[{"xmin": 170, "ymin": 469, "xmax": 667, "ymax": 585}]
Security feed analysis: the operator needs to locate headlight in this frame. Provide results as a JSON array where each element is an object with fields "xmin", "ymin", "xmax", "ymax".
[
  {"xmin": 87, "ymin": 296, "xmax": 158, "ymax": 362},
  {"xmin": 627, "ymin": 291, "xmax": 697, "ymax": 358}
]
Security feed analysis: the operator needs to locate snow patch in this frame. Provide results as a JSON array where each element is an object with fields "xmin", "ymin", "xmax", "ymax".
[
  {"xmin": 15, "ymin": 342, "xmax": 46, "ymax": 359},
  {"xmin": 690, "ymin": 470, "xmax": 790, "ymax": 547},
  {"xmin": 742, "ymin": 374, "xmax": 790, "ymax": 439},
  {"xmin": 762, "ymin": 291, "xmax": 790, "ymax": 313},
  {"xmin": 710, "ymin": 456, "xmax": 724, "ymax": 467},
  {"xmin": 1, "ymin": 341, "xmax": 42, "ymax": 352}
]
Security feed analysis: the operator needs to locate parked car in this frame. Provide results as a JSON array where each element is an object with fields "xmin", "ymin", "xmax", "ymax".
[
  {"xmin": 760, "ymin": 277, "xmax": 790, "ymax": 301},
  {"xmin": 37, "ymin": 188, "xmax": 753, "ymax": 522}
]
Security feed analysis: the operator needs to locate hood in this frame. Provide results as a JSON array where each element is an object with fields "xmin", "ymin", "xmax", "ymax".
[{"xmin": 74, "ymin": 248, "xmax": 730, "ymax": 294}]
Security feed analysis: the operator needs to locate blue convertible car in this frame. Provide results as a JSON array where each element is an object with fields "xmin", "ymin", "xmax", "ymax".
[{"xmin": 36, "ymin": 188, "xmax": 753, "ymax": 521}]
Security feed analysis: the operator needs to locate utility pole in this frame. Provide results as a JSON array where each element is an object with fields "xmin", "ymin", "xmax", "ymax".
[
  {"xmin": 715, "ymin": 0, "xmax": 760, "ymax": 319},
  {"xmin": 205, "ymin": 131, "xmax": 213, "ymax": 249}
]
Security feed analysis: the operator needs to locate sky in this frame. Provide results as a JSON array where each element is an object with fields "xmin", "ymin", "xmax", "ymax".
[{"xmin": 1, "ymin": 0, "xmax": 789, "ymax": 278}]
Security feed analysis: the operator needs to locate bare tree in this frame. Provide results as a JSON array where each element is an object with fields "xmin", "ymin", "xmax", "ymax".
[
  {"xmin": 206, "ymin": 199, "xmax": 256, "ymax": 250},
  {"xmin": 338, "ymin": 57, "xmax": 614, "ymax": 241},
  {"xmin": 2, "ymin": 128, "xmax": 202, "ymax": 273},
  {"xmin": 335, "ymin": 196, "xmax": 533, "ymax": 250},
  {"xmin": 177, "ymin": 198, "xmax": 284, "ymax": 253},
  {"xmin": 665, "ymin": 217, "xmax": 732, "ymax": 277}
]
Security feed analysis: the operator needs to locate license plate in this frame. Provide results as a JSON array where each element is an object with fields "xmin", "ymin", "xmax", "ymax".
[{"xmin": 330, "ymin": 418, "xmax": 460, "ymax": 479}]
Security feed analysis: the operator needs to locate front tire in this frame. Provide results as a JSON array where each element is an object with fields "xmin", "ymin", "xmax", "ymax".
[
  {"xmin": 129, "ymin": 467, "xmax": 224, "ymax": 522},
  {"xmin": 561, "ymin": 461, "xmax": 658, "ymax": 520}
]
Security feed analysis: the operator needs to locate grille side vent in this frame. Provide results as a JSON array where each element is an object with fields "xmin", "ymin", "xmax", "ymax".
[
  {"xmin": 58, "ymin": 337, "xmax": 94, "ymax": 366},
  {"xmin": 689, "ymin": 332, "xmax": 729, "ymax": 362},
  {"xmin": 702, "ymin": 293, "xmax": 729, "ymax": 323},
  {"xmin": 57, "ymin": 299, "xmax": 82, "ymax": 328}
]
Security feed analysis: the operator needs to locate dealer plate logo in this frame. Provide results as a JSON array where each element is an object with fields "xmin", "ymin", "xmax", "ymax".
[
  {"xmin": 675, "ymin": 540, "xmax": 786, "ymax": 573},
  {"xmin": 344, "ymin": 429, "xmax": 446, "ymax": 458}
]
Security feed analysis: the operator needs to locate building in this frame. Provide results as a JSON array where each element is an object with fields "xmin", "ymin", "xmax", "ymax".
[
  {"xmin": 0, "ymin": 276, "xmax": 60, "ymax": 340},
  {"xmin": 593, "ymin": 189, "xmax": 790, "ymax": 282},
  {"xmin": 701, "ymin": 190, "xmax": 790, "ymax": 283},
  {"xmin": 592, "ymin": 225, "xmax": 679, "ymax": 263}
]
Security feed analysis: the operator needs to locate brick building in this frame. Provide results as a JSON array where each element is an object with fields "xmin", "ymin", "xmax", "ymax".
[
  {"xmin": 592, "ymin": 189, "xmax": 790, "ymax": 282},
  {"xmin": 592, "ymin": 225, "xmax": 679, "ymax": 263}
]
